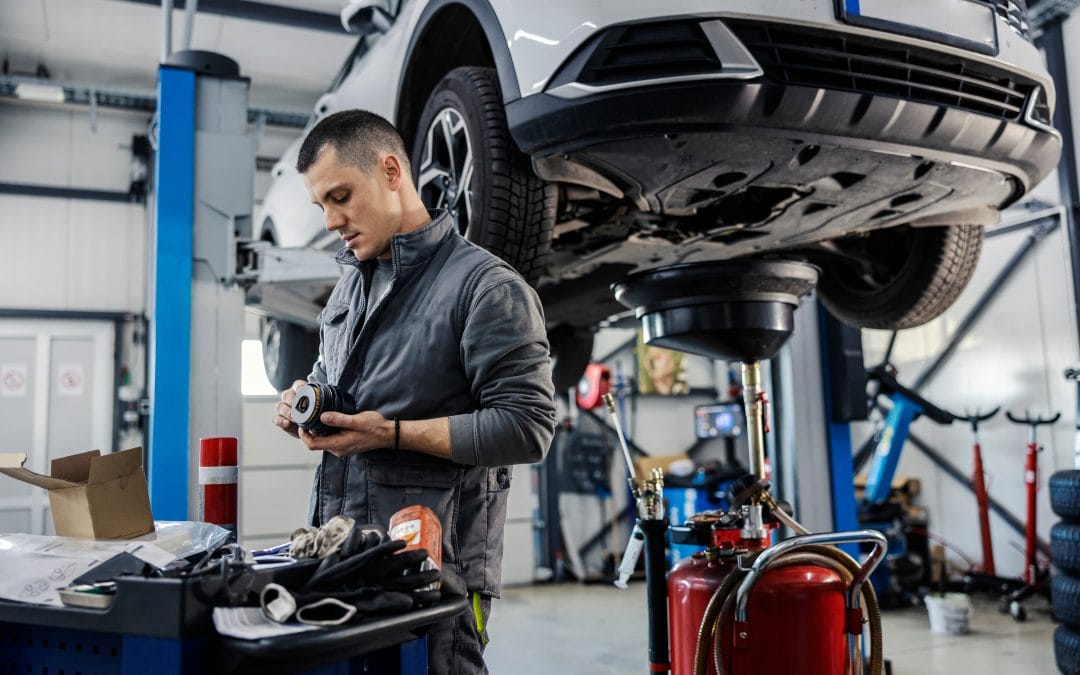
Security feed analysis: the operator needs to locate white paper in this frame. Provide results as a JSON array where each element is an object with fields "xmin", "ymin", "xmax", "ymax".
[
  {"xmin": 0, "ymin": 532, "xmax": 174, "ymax": 606},
  {"xmin": 0, "ymin": 364, "xmax": 28, "ymax": 397},
  {"xmin": 213, "ymin": 606, "xmax": 321, "ymax": 640}
]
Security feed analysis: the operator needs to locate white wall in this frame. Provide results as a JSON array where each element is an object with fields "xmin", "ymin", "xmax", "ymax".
[
  {"xmin": 853, "ymin": 215, "xmax": 1078, "ymax": 578},
  {"xmin": 0, "ymin": 103, "xmax": 150, "ymax": 312},
  {"xmin": 0, "ymin": 99, "xmax": 315, "ymax": 543}
]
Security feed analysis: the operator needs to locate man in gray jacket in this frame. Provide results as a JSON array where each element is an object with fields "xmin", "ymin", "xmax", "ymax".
[{"xmin": 273, "ymin": 109, "xmax": 557, "ymax": 673}]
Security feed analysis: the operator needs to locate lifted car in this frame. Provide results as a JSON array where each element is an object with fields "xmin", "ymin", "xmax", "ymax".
[{"xmin": 256, "ymin": 0, "xmax": 1060, "ymax": 390}]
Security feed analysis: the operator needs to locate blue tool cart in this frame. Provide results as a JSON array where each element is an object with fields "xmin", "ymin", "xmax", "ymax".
[{"xmin": 1, "ymin": 572, "xmax": 467, "ymax": 674}]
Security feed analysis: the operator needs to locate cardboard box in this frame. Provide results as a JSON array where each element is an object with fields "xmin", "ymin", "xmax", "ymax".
[
  {"xmin": 634, "ymin": 452, "xmax": 691, "ymax": 479},
  {"xmin": 0, "ymin": 448, "xmax": 154, "ymax": 539}
]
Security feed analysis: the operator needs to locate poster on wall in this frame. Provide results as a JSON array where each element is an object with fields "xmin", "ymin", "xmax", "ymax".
[
  {"xmin": 1, "ymin": 364, "xmax": 28, "ymax": 398},
  {"xmin": 636, "ymin": 331, "xmax": 689, "ymax": 395},
  {"xmin": 57, "ymin": 364, "xmax": 85, "ymax": 397}
]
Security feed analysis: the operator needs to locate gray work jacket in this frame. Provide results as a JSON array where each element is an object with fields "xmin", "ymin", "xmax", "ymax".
[{"xmin": 307, "ymin": 210, "xmax": 557, "ymax": 596}]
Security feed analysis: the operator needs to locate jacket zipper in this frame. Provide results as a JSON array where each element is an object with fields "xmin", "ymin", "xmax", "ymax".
[{"xmin": 338, "ymin": 264, "xmax": 399, "ymax": 517}]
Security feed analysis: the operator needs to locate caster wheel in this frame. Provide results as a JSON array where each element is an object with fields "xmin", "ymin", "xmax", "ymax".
[
  {"xmin": 998, "ymin": 597, "xmax": 1011, "ymax": 614},
  {"xmin": 1011, "ymin": 601, "xmax": 1027, "ymax": 622}
]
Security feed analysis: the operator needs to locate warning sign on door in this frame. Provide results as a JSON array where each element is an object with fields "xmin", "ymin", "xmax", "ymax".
[
  {"xmin": 57, "ymin": 364, "xmax": 85, "ymax": 397},
  {"xmin": 1, "ymin": 364, "xmax": 28, "ymax": 398}
]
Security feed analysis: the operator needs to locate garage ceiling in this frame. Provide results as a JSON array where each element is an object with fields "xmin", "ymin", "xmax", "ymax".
[{"xmin": 0, "ymin": 0, "xmax": 355, "ymax": 112}]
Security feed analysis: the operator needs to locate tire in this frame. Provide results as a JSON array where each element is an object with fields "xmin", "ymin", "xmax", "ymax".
[
  {"xmin": 262, "ymin": 318, "xmax": 319, "ymax": 392},
  {"xmin": 549, "ymin": 325, "xmax": 595, "ymax": 394},
  {"xmin": 1054, "ymin": 574, "xmax": 1080, "ymax": 627},
  {"xmin": 411, "ymin": 66, "xmax": 555, "ymax": 285},
  {"xmin": 1052, "ymin": 471, "xmax": 1080, "ymax": 522},
  {"xmin": 817, "ymin": 224, "xmax": 983, "ymax": 330},
  {"xmin": 1054, "ymin": 523, "xmax": 1080, "ymax": 575},
  {"xmin": 1058, "ymin": 624, "xmax": 1080, "ymax": 674}
]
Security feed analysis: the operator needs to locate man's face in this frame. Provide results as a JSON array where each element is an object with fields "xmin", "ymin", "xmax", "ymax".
[{"xmin": 303, "ymin": 145, "xmax": 402, "ymax": 261}]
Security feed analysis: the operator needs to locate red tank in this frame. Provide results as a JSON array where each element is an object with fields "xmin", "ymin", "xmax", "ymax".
[{"xmin": 668, "ymin": 552, "xmax": 848, "ymax": 675}]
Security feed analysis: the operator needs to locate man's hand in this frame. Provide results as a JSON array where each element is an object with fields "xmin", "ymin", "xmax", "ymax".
[
  {"xmin": 274, "ymin": 379, "xmax": 308, "ymax": 438},
  {"xmin": 299, "ymin": 411, "xmax": 394, "ymax": 458}
]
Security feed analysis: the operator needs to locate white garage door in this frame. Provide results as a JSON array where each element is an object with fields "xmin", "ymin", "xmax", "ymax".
[{"xmin": 0, "ymin": 319, "xmax": 114, "ymax": 534}]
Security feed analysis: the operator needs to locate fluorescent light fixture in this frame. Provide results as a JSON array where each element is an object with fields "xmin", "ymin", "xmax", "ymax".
[{"xmin": 14, "ymin": 82, "xmax": 65, "ymax": 103}]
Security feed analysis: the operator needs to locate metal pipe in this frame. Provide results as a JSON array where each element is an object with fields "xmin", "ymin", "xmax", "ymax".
[
  {"xmin": 181, "ymin": 0, "xmax": 199, "ymax": 51},
  {"xmin": 604, "ymin": 393, "xmax": 638, "ymax": 483},
  {"xmin": 0, "ymin": 74, "xmax": 309, "ymax": 128},
  {"xmin": 741, "ymin": 361, "xmax": 766, "ymax": 478},
  {"xmin": 126, "ymin": 0, "xmax": 343, "ymax": 33},
  {"xmin": 987, "ymin": 206, "xmax": 1064, "ymax": 237},
  {"xmin": 734, "ymin": 529, "xmax": 888, "ymax": 622},
  {"xmin": 641, "ymin": 518, "xmax": 670, "ymax": 674},
  {"xmin": 161, "ymin": 0, "xmax": 173, "ymax": 62},
  {"xmin": 1039, "ymin": 21, "xmax": 1080, "ymax": 360}
]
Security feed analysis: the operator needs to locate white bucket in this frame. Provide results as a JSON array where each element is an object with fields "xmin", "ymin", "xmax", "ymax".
[{"xmin": 925, "ymin": 593, "xmax": 973, "ymax": 635}]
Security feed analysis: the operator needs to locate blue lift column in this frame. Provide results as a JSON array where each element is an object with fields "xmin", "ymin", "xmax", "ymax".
[
  {"xmin": 149, "ymin": 51, "xmax": 252, "ymax": 521},
  {"xmin": 817, "ymin": 305, "xmax": 863, "ymax": 558}
]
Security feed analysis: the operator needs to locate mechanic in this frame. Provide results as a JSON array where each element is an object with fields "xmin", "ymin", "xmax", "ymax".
[{"xmin": 272, "ymin": 109, "xmax": 557, "ymax": 674}]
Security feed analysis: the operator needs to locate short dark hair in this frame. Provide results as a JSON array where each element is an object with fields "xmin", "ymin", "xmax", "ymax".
[{"xmin": 296, "ymin": 109, "xmax": 411, "ymax": 176}]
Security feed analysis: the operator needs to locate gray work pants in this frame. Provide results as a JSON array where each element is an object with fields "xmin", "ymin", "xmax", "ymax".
[{"xmin": 427, "ymin": 593, "xmax": 491, "ymax": 675}]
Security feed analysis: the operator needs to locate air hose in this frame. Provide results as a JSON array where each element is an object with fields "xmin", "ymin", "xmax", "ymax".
[{"xmin": 691, "ymin": 512, "xmax": 884, "ymax": 675}]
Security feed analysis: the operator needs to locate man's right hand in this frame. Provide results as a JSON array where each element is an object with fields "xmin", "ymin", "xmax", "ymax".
[{"xmin": 274, "ymin": 379, "xmax": 308, "ymax": 439}]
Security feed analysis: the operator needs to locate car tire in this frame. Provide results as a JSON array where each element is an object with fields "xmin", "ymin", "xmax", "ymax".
[
  {"xmin": 1052, "ymin": 471, "xmax": 1080, "ymax": 522},
  {"xmin": 1058, "ymin": 624, "xmax": 1080, "ymax": 675},
  {"xmin": 412, "ymin": 66, "xmax": 555, "ymax": 285},
  {"xmin": 1058, "ymin": 573, "xmax": 1080, "ymax": 628},
  {"xmin": 1055, "ymin": 523, "xmax": 1080, "ymax": 576},
  {"xmin": 816, "ymin": 224, "xmax": 983, "ymax": 330},
  {"xmin": 262, "ymin": 318, "xmax": 319, "ymax": 392}
]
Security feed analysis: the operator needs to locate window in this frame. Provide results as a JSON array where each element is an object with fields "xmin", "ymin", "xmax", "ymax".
[{"xmin": 241, "ymin": 339, "xmax": 278, "ymax": 396}]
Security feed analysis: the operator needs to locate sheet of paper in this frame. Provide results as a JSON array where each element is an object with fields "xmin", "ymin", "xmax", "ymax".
[
  {"xmin": 213, "ymin": 606, "xmax": 321, "ymax": 640},
  {"xmin": 0, "ymin": 532, "xmax": 174, "ymax": 605},
  {"xmin": 0, "ymin": 551, "xmax": 101, "ymax": 605}
]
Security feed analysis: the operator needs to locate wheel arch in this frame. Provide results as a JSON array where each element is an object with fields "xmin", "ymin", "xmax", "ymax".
[
  {"xmin": 395, "ymin": 0, "xmax": 520, "ymax": 151},
  {"xmin": 259, "ymin": 216, "xmax": 278, "ymax": 244}
]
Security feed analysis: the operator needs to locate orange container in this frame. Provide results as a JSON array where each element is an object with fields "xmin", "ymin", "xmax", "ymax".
[{"xmin": 389, "ymin": 504, "xmax": 442, "ymax": 569}]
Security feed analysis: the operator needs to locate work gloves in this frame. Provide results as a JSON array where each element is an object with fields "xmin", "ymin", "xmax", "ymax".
[{"xmin": 262, "ymin": 518, "xmax": 465, "ymax": 626}]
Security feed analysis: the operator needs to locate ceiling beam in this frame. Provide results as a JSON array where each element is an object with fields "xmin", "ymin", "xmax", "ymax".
[{"xmin": 119, "ymin": 0, "xmax": 342, "ymax": 34}]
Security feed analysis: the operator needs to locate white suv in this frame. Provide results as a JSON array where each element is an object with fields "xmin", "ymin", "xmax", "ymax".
[{"xmin": 257, "ymin": 0, "xmax": 1060, "ymax": 390}]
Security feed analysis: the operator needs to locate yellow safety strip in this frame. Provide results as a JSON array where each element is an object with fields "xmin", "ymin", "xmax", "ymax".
[{"xmin": 471, "ymin": 592, "xmax": 489, "ymax": 645}]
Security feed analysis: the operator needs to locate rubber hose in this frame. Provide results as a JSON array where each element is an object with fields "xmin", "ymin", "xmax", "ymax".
[
  {"xmin": 800, "ymin": 544, "xmax": 883, "ymax": 675},
  {"xmin": 711, "ymin": 553, "xmax": 858, "ymax": 675},
  {"xmin": 698, "ymin": 546, "xmax": 882, "ymax": 675},
  {"xmin": 692, "ymin": 559, "xmax": 755, "ymax": 675},
  {"xmin": 772, "ymin": 510, "xmax": 883, "ymax": 675}
]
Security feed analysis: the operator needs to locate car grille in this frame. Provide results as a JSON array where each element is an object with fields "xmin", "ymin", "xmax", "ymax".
[
  {"xmin": 576, "ymin": 21, "xmax": 722, "ymax": 87},
  {"xmin": 727, "ymin": 21, "xmax": 1036, "ymax": 121},
  {"xmin": 976, "ymin": 0, "xmax": 1030, "ymax": 39}
]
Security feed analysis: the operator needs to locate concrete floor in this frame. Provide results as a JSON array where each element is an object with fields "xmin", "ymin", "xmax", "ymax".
[{"xmin": 485, "ymin": 583, "xmax": 1056, "ymax": 674}]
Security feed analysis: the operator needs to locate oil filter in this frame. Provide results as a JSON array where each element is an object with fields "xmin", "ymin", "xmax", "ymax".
[{"xmin": 290, "ymin": 382, "xmax": 355, "ymax": 436}]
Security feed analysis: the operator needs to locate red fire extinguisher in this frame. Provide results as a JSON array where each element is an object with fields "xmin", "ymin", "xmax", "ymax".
[{"xmin": 199, "ymin": 436, "xmax": 238, "ymax": 537}]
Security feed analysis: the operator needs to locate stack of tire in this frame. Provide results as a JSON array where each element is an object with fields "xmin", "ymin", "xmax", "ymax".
[{"xmin": 1052, "ymin": 469, "xmax": 1080, "ymax": 673}]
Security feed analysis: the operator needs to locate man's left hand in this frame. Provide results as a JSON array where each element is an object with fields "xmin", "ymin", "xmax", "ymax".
[{"xmin": 299, "ymin": 411, "xmax": 393, "ymax": 457}]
